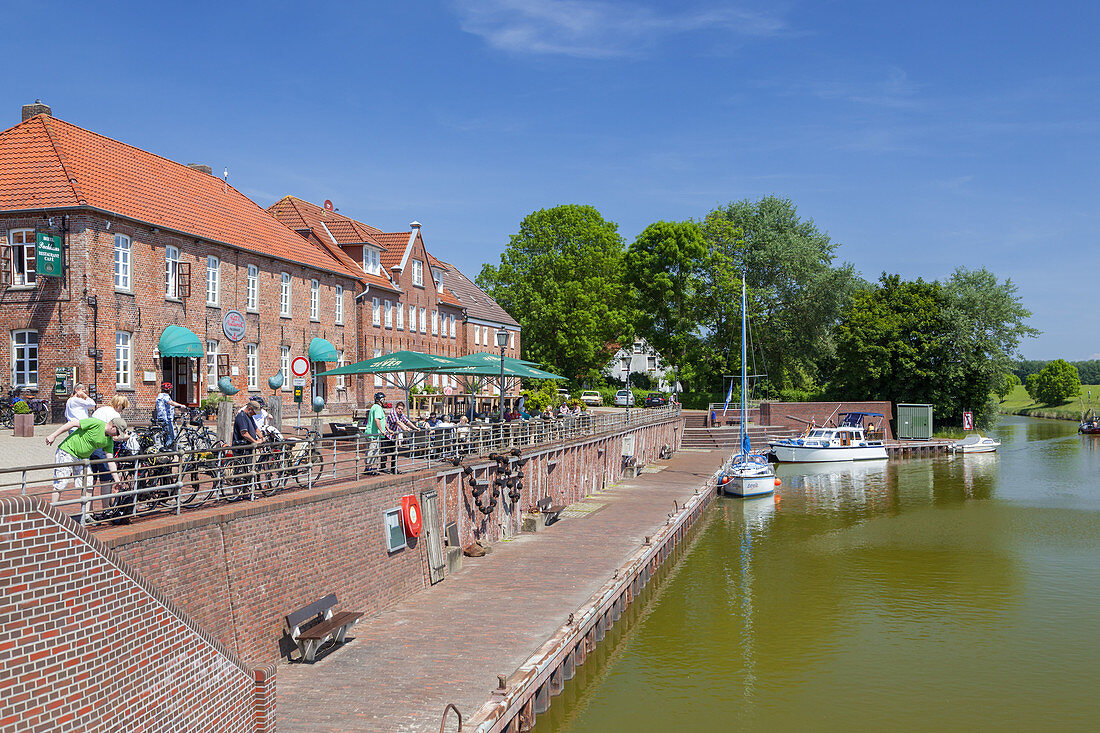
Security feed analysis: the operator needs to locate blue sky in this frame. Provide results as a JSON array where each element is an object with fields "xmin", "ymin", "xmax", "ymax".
[{"xmin": 4, "ymin": 1, "xmax": 1097, "ymax": 359}]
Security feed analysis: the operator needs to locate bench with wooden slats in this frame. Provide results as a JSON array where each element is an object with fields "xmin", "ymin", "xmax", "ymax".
[
  {"xmin": 537, "ymin": 496, "xmax": 566, "ymax": 525},
  {"xmin": 285, "ymin": 594, "xmax": 364, "ymax": 663}
]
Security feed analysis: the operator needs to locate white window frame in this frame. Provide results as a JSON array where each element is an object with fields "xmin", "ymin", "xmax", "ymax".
[
  {"xmin": 113, "ymin": 234, "xmax": 131, "ymax": 291},
  {"xmin": 372, "ymin": 297, "xmax": 380, "ymax": 326},
  {"xmin": 363, "ymin": 247, "xmax": 381, "ymax": 276},
  {"xmin": 165, "ymin": 246, "xmax": 180, "ymax": 299},
  {"xmin": 384, "ymin": 300, "xmax": 392, "ymax": 328},
  {"xmin": 207, "ymin": 340, "xmax": 219, "ymax": 390},
  {"xmin": 396, "ymin": 301, "xmax": 404, "ymax": 330},
  {"xmin": 8, "ymin": 229, "xmax": 36, "ymax": 288},
  {"xmin": 206, "ymin": 255, "xmax": 220, "ymax": 306},
  {"xmin": 336, "ymin": 351, "xmax": 346, "ymax": 389},
  {"xmin": 431, "ymin": 310, "xmax": 438, "ymax": 336},
  {"xmin": 432, "ymin": 267, "xmax": 443, "ymax": 293},
  {"xmin": 115, "ymin": 332, "xmax": 132, "ymax": 389},
  {"xmin": 335, "ymin": 285, "xmax": 344, "ymax": 324},
  {"xmin": 373, "ymin": 348, "xmax": 383, "ymax": 386},
  {"xmin": 280, "ymin": 272, "xmax": 291, "ymax": 317},
  {"xmin": 449, "ymin": 314, "xmax": 456, "ymax": 339},
  {"xmin": 11, "ymin": 330, "xmax": 38, "ymax": 388},
  {"xmin": 281, "ymin": 346, "xmax": 291, "ymax": 391},
  {"xmin": 419, "ymin": 307, "xmax": 426, "ymax": 334},
  {"xmin": 310, "ymin": 279, "xmax": 320, "ymax": 321},
  {"xmin": 412, "ymin": 259, "xmax": 424, "ymax": 287},
  {"xmin": 246, "ymin": 265, "xmax": 259, "ymax": 311},
  {"xmin": 510, "ymin": 331, "xmax": 515, "ymax": 349},
  {"xmin": 409, "ymin": 304, "xmax": 416, "ymax": 332},
  {"xmin": 247, "ymin": 344, "xmax": 258, "ymax": 391},
  {"xmin": 474, "ymin": 325, "xmax": 480, "ymax": 346}
]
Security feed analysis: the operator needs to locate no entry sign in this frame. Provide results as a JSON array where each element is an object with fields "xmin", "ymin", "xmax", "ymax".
[{"xmin": 291, "ymin": 356, "xmax": 310, "ymax": 377}]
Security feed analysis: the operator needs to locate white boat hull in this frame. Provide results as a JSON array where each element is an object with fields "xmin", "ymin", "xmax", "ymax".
[
  {"xmin": 953, "ymin": 442, "xmax": 999, "ymax": 454},
  {"xmin": 769, "ymin": 442, "xmax": 888, "ymax": 462},
  {"xmin": 721, "ymin": 473, "xmax": 775, "ymax": 497}
]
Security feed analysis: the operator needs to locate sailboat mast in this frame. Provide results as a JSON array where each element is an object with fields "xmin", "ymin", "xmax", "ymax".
[{"xmin": 741, "ymin": 274, "xmax": 747, "ymax": 451}]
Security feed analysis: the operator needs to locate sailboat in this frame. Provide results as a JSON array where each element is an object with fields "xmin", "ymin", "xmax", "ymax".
[{"xmin": 717, "ymin": 275, "xmax": 777, "ymax": 498}]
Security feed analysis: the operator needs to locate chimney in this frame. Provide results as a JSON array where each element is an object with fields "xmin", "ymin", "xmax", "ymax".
[
  {"xmin": 186, "ymin": 163, "xmax": 214, "ymax": 175},
  {"xmin": 22, "ymin": 99, "xmax": 51, "ymax": 121},
  {"xmin": 410, "ymin": 221, "xmax": 422, "ymax": 230}
]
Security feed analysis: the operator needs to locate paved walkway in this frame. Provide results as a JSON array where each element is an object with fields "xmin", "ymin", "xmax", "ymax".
[{"xmin": 278, "ymin": 448, "xmax": 724, "ymax": 733}]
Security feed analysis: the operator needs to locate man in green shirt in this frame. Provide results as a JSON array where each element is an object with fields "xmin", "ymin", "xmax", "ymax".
[
  {"xmin": 45, "ymin": 416, "xmax": 129, "ymax": 524},
  {"xmin": 365, "ymin": 391, "xmax": 392, "ymax": 474}
]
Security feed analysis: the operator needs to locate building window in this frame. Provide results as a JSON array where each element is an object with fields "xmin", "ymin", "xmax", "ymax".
[
  {"xmin": 336, "ymin": 351, "xmax": 345, "ymax": 390},
  {"xmin": 206, "ymin": 256, "xmax": 220, "ymax": 306},
  {"xmin": 246, "ymin": 265, "xmax": 258, "ymax": 311},
  {"xmin": 474, "ymin": 325, "xmax": 480, "ymax": 346},
  {"xmin": 431, "ymin": 310, "xmax": 438, "ymax": 336},
  {"xmin": 634, "ymin": 341, "xmax": 644, "ymax": 354},
  {"xmin": 247, "ymin": 344, "xmax": 258, "ymax": 391},
  {"xmin": 372, "ymin": 297, "xmax": 380, "ymax": 326},
  {"xmin": 363, "ymin": 247, "xmax": 381, "ymax": 276},
  {"xmin": 396, "ymin": 301, "xmax": 404, "ymax": 330},
  {"xmin": 207, "ymin": 341, "xmax": 219, "ymax": 389},
  {"xmin": 412, "ymin": 259, "xmax": 424, "ymax": 287},
  {"xmin": 510, "ymin": 331, "xmax": 515, "ymax": 349},
  {"xmin": 648, "ymin": 356, "xmax": 657, "ymax": 371},
  {"xmin": 280, "ymin": 272, "xmax": 291, "ymax": 316},
  {"xmin": 310, "ymin": 279, "xmax": 320, "ymax": 321},
  {"xmin": 165, "ymin": 246, "xmax": 180, "ymax": 298},
  {"xmin": 432, "ymin": 267, "xmax": 443, "ymax": 294},
  {"xmin": 335, "ymin": 285, "xmax": 344, "ymax": 324},
  {"xmin": 11, "ymin": 330, "xmax": 38, "ymax": 387},
  {"xmin": 449, "ymin": 314, "xmax": 456, "ymax": 339},
  {"xmin": 409, "ymin": 304, "xmax": 416, "ymax": 332},
  {"xmin": 281, "ymin": 346, "xmax": 290, "ymax": 391},
  {"xmin": 7, "ymin": 229, "xmax": 36, "ymax": 288},
  {"xmin": 115, "ymin": 332, "xmax": 132, "ymax": 388},
  {"xmin": 384, "ymin": 300, "xmax": 392, "ymax": 328},
  {"xmin": 416, "ymin": 307, "xmax": 424, "ymax": 334},
  {"xmin": 113, "ymin": 234, "xmax": 131, "ymax": 290},
  {"xmin": 373, "ymin": 348, "xmax": 383, "ymax": 386}
]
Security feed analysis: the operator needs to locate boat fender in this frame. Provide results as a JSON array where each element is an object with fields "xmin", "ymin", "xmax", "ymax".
[{"xmin": 774, "ymin": 478, "xmax": 781, "ymax": 486}]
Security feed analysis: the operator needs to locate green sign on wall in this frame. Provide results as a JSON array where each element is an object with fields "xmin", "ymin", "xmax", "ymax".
[{"xmin": 35, "ymin": 233, "xmax": 63, "ymax": 277}]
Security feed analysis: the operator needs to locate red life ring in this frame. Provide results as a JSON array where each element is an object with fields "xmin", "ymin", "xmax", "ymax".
[{"xmin": 401, "ymin": 495, "xmax": 422, "ymax": 538}]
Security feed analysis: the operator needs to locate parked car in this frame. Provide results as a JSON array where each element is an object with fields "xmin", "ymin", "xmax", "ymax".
[
  {"xmin": 614, "ymin": 389, "xmax": 635, "ymax": 407},
  {"xmin": 557, "ymin": 389, "xmax": 571, "ymax": 399},
  {"xmin": 580, "ymin": 390, "xmax": 603, "ymax": 407},
  {"xmin": 644, "ymin": 392, "xmax": 668, "ymax": 408}
]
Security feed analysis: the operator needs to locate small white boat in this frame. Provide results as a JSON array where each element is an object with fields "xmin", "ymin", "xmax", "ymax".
[
  {"xmin": 950, "ymin": 434, "xmax": 1000, "ymax": 453},
  {"xmin": 768, "ymin": 412, "xmax": 888, "ymax": 463}
]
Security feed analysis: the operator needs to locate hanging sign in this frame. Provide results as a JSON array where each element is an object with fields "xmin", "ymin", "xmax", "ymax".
[
  {"xmin": 291, "ymin": 356, "xmax": 310, "ymax": 377},
  {"xmin": 293, "ymin": 386, "xmax": 304, "ymax": 404},
  {"xmin": 962, "ymin": 411, "xmax": 974, "ymax": 431},
  {"xmin": 35, "ymin": 233, "xmax": 63, "ymax": 277},
  {"xmin": 443, "ymin": 386, "xmax": 453, "ymax": 396},
  {"xmin": 222, "ymin": 309, "xmax": 246, "ymax": 342}
]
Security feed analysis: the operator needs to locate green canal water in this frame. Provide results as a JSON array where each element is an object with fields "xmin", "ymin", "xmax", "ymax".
[{"xmin": 536, "ymin": 416, "xmax": 1100, "ymax": 732}]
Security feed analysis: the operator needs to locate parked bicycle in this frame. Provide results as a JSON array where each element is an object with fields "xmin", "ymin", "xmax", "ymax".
[{"xmin": 0, "ymin": 386, "xmax": 50, "ymax": 428}]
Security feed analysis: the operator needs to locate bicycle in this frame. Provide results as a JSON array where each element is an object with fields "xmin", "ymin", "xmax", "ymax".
[
  {"xmin": 287, "ymin": 425, "xmax": 324, "ymax": 487},
  {"xmin": 0, "ymin": 386, "xmax": 49, "ymax": 428},
  {"xmin": 174, "ymin": 409, "xmax": 221, "ymax": 506}
]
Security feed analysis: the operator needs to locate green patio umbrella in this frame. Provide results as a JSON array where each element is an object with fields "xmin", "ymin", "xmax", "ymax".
[{"xmin": 316, "ymin": 350, "xmax": 468, "ymax": 408}]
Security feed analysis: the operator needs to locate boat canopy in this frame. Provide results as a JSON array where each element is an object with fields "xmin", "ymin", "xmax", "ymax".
[{"xmin": 840, "ymin": 412, "xmax": 885, "ymax": 427}]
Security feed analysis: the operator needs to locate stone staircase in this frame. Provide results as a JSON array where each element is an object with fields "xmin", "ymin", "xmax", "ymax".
[{"xmin": 681, "ymin": 424, "xmax": 798, "ymax": 450}]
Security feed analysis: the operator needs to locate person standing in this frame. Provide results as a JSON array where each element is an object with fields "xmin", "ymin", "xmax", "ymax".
[
  {"xmin": 89, "ymin": 395, "xmax": 131, "ymax": 487},
  {"xmin": 45, "ymin": 416, "xmax": 129, "ymax": 523},
  {"xmin": 364, "ymin": 392, "xmax": 389, "ymax": 474},
  {"xmin": 64, "ymin": 384, "xmax": 97, "ymax": 433},
  {"xmin": 155, "ymin": 382, "xmax": 186, "ymax": 449}
]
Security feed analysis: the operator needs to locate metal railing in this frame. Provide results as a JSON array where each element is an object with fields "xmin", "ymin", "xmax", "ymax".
[{"xmin": 2, "ymin": 406, "xmax": 681, "ymax": 528}]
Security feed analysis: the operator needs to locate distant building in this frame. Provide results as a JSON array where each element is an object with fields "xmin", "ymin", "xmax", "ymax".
[{"xmin": 606, "ymin": 338, "xmax": 672, "ymax": 391}]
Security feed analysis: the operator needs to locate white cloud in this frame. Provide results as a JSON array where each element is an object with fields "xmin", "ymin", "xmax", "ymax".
[{"xmin": 453, "ymin": 0, "xmax": 789, "ymax": 58}]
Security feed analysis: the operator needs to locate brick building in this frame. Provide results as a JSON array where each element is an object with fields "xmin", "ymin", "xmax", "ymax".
[{"xmin": 0, "ymin": 104, "xmax": 364, "ymax": 418}]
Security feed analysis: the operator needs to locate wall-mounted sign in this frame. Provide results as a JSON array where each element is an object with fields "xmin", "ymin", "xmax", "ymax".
[
  {"xmin": 222, "ymin": 309, "xmax": 246, "ymax": 342},
  {"xmin": 383, "ymin": 507, "xmax": 407, "ymax": 552},
  {"xmin": 35, "ymin": 233, "xmax": 63, "ymax": 278}
]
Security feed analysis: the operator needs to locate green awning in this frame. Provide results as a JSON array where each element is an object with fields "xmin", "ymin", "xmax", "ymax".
[
  {"xmin": 316, "ymin": 350, "xmax": 464, "ymax": 376},
  {"xmin": 308, "ymin": 337, "xmax": 338, "ymax": 362},
  {"xmin": 158, "ymin": 325, "xmax": 204, "ymax": 358}
]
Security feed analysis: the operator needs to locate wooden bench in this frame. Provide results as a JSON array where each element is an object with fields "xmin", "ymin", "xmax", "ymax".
[
  {"xmin": 351, "ymin": 408, "xmax": 370, "ymax": 424},
  {"xmin": 285, "ymin": 594, "xmax": 364, "ymax": 663},
  {"xmin": 537, "ymin": 496, "xmax": 566, "ymax": 526}
]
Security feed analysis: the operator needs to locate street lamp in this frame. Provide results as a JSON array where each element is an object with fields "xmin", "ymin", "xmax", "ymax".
[{"xmin": 496, "ymin": 328, "xmax": 509, "ymax": 419}]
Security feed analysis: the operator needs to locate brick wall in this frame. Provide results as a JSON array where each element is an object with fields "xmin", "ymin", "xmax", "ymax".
[
  {"xmin": 758, "ymin": 401, "xmax": 895, "ymax": 439},
  {"xmin": 0, "ymin": 496, "xmax": 272, "ymax": 733}
]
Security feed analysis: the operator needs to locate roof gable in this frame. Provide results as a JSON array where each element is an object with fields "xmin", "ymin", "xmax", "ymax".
[{"xmin": 439, "ymin": 260, "xmax": 520, "ymax": 328}]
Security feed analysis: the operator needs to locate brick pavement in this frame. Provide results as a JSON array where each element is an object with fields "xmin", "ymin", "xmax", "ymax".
[{"xmin": 277, "ymin": 448, "xmax": 724, "ymax": 733}]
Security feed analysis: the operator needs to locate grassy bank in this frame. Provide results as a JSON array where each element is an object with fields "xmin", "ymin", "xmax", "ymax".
[{"xmin": 998, "ymin": 384, "xmax": 1100, "ymax": 421}]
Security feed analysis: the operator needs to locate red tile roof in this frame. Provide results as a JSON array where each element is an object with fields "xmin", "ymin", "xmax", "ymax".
[
  {"xmin": 439, "ymin": 261, "xmax": 520, "ymax": 328},
  {"xmin": 268, "ymin": 196, "xmax": 401, "ymax": 294},
  {"xmin": 372, "ymin": 231, "xmax": 414, "ymax": 270},
  {"xmin": 0, "ymin": 115, "xmax": 364, "ymax": 282}
]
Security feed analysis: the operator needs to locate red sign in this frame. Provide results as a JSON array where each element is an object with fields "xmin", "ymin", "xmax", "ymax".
[
  {"xmin": 443, "ymin": 386, "xmax": 453, "ymax": 396},
  {"xmin": 962, "ymin": 411, "xmax": 974, "ymax": 431},
  {"xmin": 291, "ymin": 356, "xmax": 310, "ymax": 377}
]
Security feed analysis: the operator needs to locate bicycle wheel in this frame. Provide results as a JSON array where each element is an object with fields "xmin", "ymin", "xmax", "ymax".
[
  {"xmin": 0, "ymin": 406, "xmax": 12, "ymax": 429},
  {"xmin": 292, "ymin": 445, "xmax": 324, "ymax": 486},
  {"xmin": 33, "ymin": 403, "xmax": 49, "ymax": 425}
]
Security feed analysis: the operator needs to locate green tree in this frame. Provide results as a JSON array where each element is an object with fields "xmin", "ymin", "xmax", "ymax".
[
  {"xmin": 701, "ymin": 197, "xmax": 858, "ymax": 392},
  {"xmin": 477, "ymin": 205, "xmax": 634, "ymax": 381},
  {"xmin": 624, "ymin": 220, "xmax": 707, "ymax": 391},
  {"xmin": 1028, "ymin": 359, "xmax": 1081, "ymax": 404}
]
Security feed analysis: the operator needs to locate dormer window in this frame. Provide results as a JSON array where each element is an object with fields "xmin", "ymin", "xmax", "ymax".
[
  {"xmin": 432, "ymin": 267, "xmax": 443, "ymax": 293},
  {"xmin": 363, "ymin": 247, "xmax": 381, "ymax": 276}
]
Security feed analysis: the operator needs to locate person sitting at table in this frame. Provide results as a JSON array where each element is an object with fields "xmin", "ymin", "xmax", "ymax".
[
  {"xmin": 425, "ymin": 412, "xmax": 440, "ymax": 428},
  {"xmin": 572, "ymin": 403, "xmax": 583, "ymax": 417},
  {"xmin": 558, "ymin": 403, "xmax": 570, "ymax": 418},
  {"xmin": 542, "ymin": 406, "xmax": 556, "ymax": 420}
]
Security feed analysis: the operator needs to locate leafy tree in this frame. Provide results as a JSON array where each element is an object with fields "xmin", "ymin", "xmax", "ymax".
[
  {"xmin": 477, "ymin": 205, "xmax": 634, "ymax": 381},
  {"xmin": 1027, "ymin": 359, "xmax": 1081, "ymax": 404},
  {"xmin": 700, "ymin": 197, "xmax": 859, "ymax": 392},
  {"xmin": 1072, "ymin": 360, "xmax": 1100, "ymax": 385},
  {"xmin": 995, "ymin": 372, "xmax": 1021, "ymax": 401},
  {"xmin": 624, "ymin": 221, "xmax": 707, "ymax": 391}
]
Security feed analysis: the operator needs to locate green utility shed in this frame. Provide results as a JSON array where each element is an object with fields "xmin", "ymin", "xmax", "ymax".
[{"xmin": 896, "ymin": 403, "xmax": 933, "ymax": 440}]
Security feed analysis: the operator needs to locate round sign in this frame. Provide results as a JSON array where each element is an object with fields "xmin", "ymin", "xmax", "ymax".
[
  {"xmin": 443, "ymin": 386, "xmax": 453, "ymax": 396},
  {"xmin": 222, "ymin": 310, "xmax": 246, "ymax": 342},
  {"xmin": 291, "ymin": 356, "xmax": 310, "ymax": 377}
]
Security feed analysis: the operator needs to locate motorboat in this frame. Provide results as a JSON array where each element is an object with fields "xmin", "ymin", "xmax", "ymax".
[
  {"xmin": 768, "ymin": 412, "xmax": 888, "ymax": 462},
  {"xmin": 1079, "ymin": 410, "xmax": 1100, "ymax": 435},
  {"xmin": 950, "ymin": 434, "xmax": 1000, "ymax": 453},
  {"xmin": 717, "ymin": 275, "xmax": 777, "ymax": 498}
]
